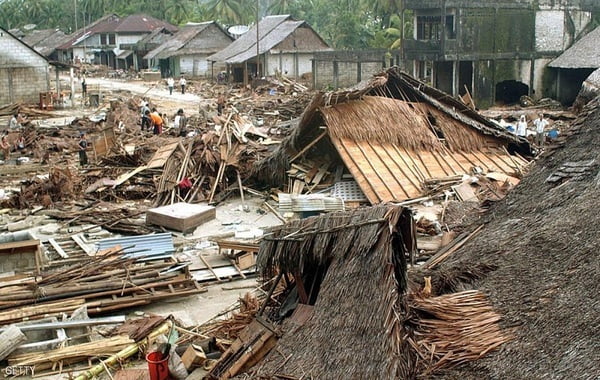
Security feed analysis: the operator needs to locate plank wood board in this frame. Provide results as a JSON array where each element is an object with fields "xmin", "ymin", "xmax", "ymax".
[
  {"xmin": 452, "ymin": 182, "xmax": 479, "ymax": 202},
  {"xmin": 146, "ymin": 202, "xmax": 216, "ymax": 232},
  {"xmin": 146, "ymin": 141, "xmax": 180, "ymax": 169},
  {"xmin": 330, "ymin": 136, "xmax": 528, "ymax": 204},
  {"xmin": 48, "ymin": 239, "xmax": 68, "ymax": 258},
  {"xmin": 0, "ymin": 240, "xmax": 40, "ymax": 253}
]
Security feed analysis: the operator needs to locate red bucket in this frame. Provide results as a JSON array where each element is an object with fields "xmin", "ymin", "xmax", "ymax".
[{"xmin": 146, "ymin": 352, "xmax": 170, "ymax": 380}]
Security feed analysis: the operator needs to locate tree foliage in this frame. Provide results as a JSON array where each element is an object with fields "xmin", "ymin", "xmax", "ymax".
[{"xmin": 0, "ymin": 0, "xmax": 409, "ymax": 49}]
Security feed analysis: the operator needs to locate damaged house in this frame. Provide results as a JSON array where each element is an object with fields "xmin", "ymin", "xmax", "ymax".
[
  {"xmin": 0, "ymin": 27, "xmax": 51, "ymax": 106},
  {"xmin": 56, "ymin": 14, "xmax": 177, "ymax": 69},
  {"xmin": 144, "ymin": 22, "xmax": 233, "ymax": 78},
  {"xmin": 207, "ymin": 15, "xmax": 331, "ymax": 84},
  {"xmin": 255, "ymin": 67, "xmax": 531, "ymax": 205},
  {"xmin": 401, "ymin": 0, "xmax": 598, "ymax": 108}
]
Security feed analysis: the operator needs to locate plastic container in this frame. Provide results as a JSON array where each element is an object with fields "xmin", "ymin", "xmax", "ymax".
[{"xmin": 146, "ymin": 352, "xmax": 170, "ymax": 380}]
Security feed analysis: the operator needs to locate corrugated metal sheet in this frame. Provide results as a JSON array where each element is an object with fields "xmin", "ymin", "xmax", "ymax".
[
  {"xmin": 278, "ymin": 193, "xmax": 345, "ymax": 213},
  {"xmin": 97, "ymin": 232, "xmax": 174, "ymax": 259},
  {"xmin": 331, "ymin": 136, "xmax": 528, "ymax": 204}
]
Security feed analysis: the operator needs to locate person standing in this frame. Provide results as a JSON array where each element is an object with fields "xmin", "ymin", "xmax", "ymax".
[
  {"xmin": 78, "ymin": 132, "xmax": 88, "ymax": 166},
  {"xmin": 0, "ymin": 134, "xmax": 10, "ymax": 161},
  {"xmin": 533, "ymin": 113, "xmax": 549, "ymax": 147},
  {"xmin": 174, "ymin": 109, "xmax": 188, "ymax": 137},
  {"xmin": 179, "ymin": 76, "xmax": 187, "ymax": 94},
  {"xmin": 141, "ymin": 102, "xmax": 151, "ymax": 132},
  {"xmin": 167, "ymin": 77, "xmax": 175, "ymax": 95},
  {"xmin": 81, "ymin": 76, "xmax": 87, "ymax": 98},
  {"xmin": 150, "ymin": 108, "xmax": 163, "ymax": 135},
  {"xmin": 516, "ymin": 115, "xmax": 527, "ymax": 138},
  {"xmin": 217, "ymin": 93, "xmax": 225, "ymax": 116}
]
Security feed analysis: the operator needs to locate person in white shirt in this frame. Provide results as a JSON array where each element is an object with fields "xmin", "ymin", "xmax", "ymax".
[
  {"xmin": 516, "ymin": 115, "xmax": 527, "ymax": 138},
  {"xmin": 533, "ymin": 113, "xmax": 549, "ymax": 147},
  {"xmin": 167, "ymin": 77, "xmax": 174, "ymax": 95},
  {"xmin": 179, "ymin": 76, "xmax": 187, "ymax": 94}
]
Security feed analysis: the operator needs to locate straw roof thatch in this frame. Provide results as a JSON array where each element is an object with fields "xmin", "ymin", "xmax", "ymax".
[
  {"xmin": 234, "ymin": 204, "xmax": 512, "ymax": 379},
  {"xmin": 252, "ymin": 204, "xmax": 416, "ymax": 379},
  {"xmin": 252, "ymin": 67, "xmax": 530, "ymax": 189},
  {"xmin": 425, "ymin": 96, "xmax": 600, "ymax": 378}
]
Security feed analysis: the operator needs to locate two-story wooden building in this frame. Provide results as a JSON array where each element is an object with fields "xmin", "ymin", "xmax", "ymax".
[{"xmin": 401, "ymin": 0, "xmax": 600, "ymax": 108}]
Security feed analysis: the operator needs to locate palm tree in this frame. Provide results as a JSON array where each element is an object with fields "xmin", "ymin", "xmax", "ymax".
[
  {"xmin": 267, "ymin": 0, "xmax": 296, "ymax": 15},
  {"xmin": 206, "ymin": 0, "xmax": 248, "ymax": 24}
]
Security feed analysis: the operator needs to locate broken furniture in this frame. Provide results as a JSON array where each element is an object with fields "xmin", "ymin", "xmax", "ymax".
[
  {"xmin": 216, "ymin": 239, "xmax": 259, "ymax": 271},
  {"xmin": 146, "ymin": 202, "xmax": 216, "ymax": 233}
]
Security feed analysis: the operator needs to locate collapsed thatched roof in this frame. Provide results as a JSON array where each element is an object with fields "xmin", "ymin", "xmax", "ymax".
[
  {"xmin": 242, "ymin": 205, "xmax": 511, "ymax": 378},
  {"xmin": 253, "ymin": 67, "xmax": 531, "ymax": 203},
  {"xmin": 428, "ymin": 95, "xmax": 600, "ymax": 378},
  {"xmin": 253, "ymin": 204, "xmax": 416, "ymax": 379}
]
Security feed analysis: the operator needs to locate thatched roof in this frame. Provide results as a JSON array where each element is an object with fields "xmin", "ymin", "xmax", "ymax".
[
  {"xmin": 427, "ymin": 95, "xmax": 600, "ymax": 378},
  {"xmin": 549, "ymin": 26, "xmax": 600, "ymax": 69},
  {"xmin": 253, "ymin": 204, "xmax": 416, "ymax": 379},
  {"xmin": 207, "ymin": 15, "xmax": 330, "ymax": 64},
  {"xmin": 232, "ymin": 204, "xmax": 512, "ymax": 378},
  {"xmin": 252, "ymin": 68, "xmax": 531, "ymax": 203}
]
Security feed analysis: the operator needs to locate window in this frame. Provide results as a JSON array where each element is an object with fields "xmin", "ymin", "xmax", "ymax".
[
  {"xmin": 445, "ymin": 15, "xmax": 456, "ymax": 39},
  {"xmin": 417, "ymin": 16, "xmax": 441, "ymax": 40},
  {"xmin": 99, "ymin": 34, "xmax": 116, "ymax": 45}
]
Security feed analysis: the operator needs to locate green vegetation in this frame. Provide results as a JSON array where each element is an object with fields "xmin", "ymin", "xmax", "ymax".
[{"xmin": 0, "ymin": 0, "xmax": 410, "ymax": 50}]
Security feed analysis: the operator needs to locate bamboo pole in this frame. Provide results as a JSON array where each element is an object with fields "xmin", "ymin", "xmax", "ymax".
[{"xmin": 73, "ymin": 320, "xmax": 173, "ymax": 380}]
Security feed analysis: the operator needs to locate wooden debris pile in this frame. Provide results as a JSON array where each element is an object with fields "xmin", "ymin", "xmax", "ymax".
[
  {"xmin": 8, "ymin": 167, "xmax": 81, "ymax": 209},
  {"xmin": 44, "ymin": 206, "xmax": 156, "ymax": 235},
  {"xmin": 0, "ymin": 248, "xmax": 203, "ymax": 325}
]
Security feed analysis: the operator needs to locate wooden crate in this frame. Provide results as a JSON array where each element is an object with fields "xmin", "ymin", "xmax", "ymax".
[{"xmin": 146, "ymin": 203, "xmax": 216, "ymax": 233}]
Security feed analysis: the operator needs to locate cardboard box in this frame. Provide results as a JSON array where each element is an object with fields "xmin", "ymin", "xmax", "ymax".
[{"xmin": 181, "ymin": 344, "xmax": 207, "ymax": 371}]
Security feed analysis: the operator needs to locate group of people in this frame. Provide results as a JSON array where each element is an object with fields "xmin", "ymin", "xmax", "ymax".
[
  {"xmin": 166, "ymin": 76, "xmax": 187, "ymax": 95},
  {"xmin": 139, "ymin": 100, "xmax": 188, "ymax": 136},
  {"xmin": 515, "ymin": 113, "xmax": 549, "ymax": 147}
]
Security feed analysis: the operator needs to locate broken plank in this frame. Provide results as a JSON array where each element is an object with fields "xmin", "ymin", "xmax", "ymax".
[
  {"xmin": 48, "ymin": 238, "xmax": 69, "ymax": 258},
  {"xmin": 290, "ymin": 131, "xmax": 327, "ymax": 162}
]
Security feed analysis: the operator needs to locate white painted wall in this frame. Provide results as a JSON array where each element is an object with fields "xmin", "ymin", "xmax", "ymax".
[
  {"xmin": 72, "ymin": 47, "xmax": 95, "ymax": 63},
  {"xmin": 117, "ymin": 34, "xmax": 145, "ymax": 45},
  {"xmin": 535, "ymin": 10, "xmax": 565, "ymax": 52},
  {"xmin": 266, "ymin": 52, "xmax": 313, "ymax": 78},
  {"xmin": 179, "ymin": 54, "xmax": 210, "ymax": 77}
]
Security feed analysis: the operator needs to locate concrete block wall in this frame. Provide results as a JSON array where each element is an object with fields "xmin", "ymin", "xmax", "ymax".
[
  {"xmin": 0, "ymin": 30, "xmax": 50, "ymax": 106},
  {"xmin": 314, "ymin": 61, "xmax": 335, "ymax": 89},
  {"xmin": 337, "ymin": 62, "xmax": 359, "ymax": 88}
]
